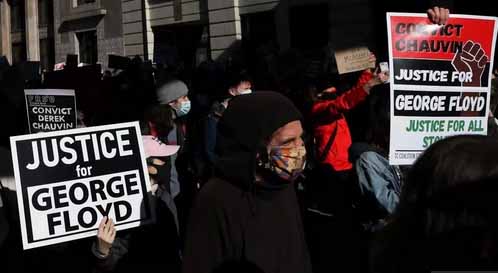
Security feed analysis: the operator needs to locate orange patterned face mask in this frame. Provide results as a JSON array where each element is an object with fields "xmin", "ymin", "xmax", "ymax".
[{"xmin": 269, "ymin": 145, "xmax": 306, "ymax": 181}]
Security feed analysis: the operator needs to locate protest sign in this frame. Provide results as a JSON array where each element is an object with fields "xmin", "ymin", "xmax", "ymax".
[
  {"xmin": 10, "ymin": 122, "xmax": 152, "ymax": 249},
  {"xmin": 25, "ymin": 89, "xmax": 77, "ymax": 133},
  {"xmin": 387, "ymin": 13, "xmax": 497, "ymax": 165},
  {"xmin": 334, "ymin": 47, "xmax": 375, "ymax": 74}
]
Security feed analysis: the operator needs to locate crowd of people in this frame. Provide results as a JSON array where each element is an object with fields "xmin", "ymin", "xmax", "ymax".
[{"xmin": 1, "ymin": 4, "xmax": 498, "ymax": 273}]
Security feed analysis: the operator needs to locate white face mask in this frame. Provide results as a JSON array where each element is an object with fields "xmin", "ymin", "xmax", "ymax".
[
  {"xmin": 174, "ymin": 100, "xmax": 191, "ymax": 117},
  {"xmin": 238, "ymin": 89, "xmax": 252, "ymax": 95}
]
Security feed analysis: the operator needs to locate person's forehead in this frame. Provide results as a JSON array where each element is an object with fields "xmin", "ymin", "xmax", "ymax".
[
  {"xmin": 273, "ymin": 121, "xmax": 302, "ymax": 137},
  {"xmin": 171, "ymin": 95, "xmax": 188, "ymax": 102}
]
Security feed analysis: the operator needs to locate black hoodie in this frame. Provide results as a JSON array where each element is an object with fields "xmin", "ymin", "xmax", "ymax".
[{"xmin": 182, "ymin": 92, "xmax": 312, "ymax": 273}]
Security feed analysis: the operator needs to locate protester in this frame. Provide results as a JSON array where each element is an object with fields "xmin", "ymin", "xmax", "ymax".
[
  {"xmin": 2, "ymin": 3, "xmax": 498, "ymax": 273},
  {"xmin": 186, "ymin": 60, "xmax": 227, "ymax": 187},
  {"xmin": 0, "ymin": 145, "xmax": 17, "ymax": 270},
  {"xmin": 201, "ymin": 70, "xmax": 253, "ymax": 180},
  {"xmin": 351, "ymin": 84, "xmax": 404, "ymax": 231},
  {"xmin": 141, "ymin": 104, "xmax": 180, "ymax": 231},
  {"xmin": 182, "ymin": 92, "xmax": 311, "ymax": 273},
  {"xmin": 307, "ymin": 54, "xmax": 388, "ymax": 214},
  {"xmin": 371, "ymin": 135, "xmax": 498, "ymax": 272},
  {"xmin": 92, "ymin": 105, "xmax": 182, "ymax": 273},
  {"xmin": 156, "ymin": 79, "xmax": 195, "ymax": 238},
  {"xmin": 310, "ymin": 54, "xmax": 388, "ymax": 181},
  {"xmin": 305, "ymin": 55, "xmax": 389, "ymax": 273}
]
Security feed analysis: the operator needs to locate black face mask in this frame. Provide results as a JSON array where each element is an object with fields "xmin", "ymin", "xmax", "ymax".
[{"xmin": 147, "ymin": 156, "xmax": 172, "ymax": 192}]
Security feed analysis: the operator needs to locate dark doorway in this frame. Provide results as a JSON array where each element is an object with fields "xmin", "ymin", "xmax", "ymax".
[{"xmin": 76, "ymin": 30, "xmax": 98, "ymax": 65}]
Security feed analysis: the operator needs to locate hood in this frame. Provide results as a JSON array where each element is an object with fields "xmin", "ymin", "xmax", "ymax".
[{"xmin": 215, "ymin": 91, "xmax": 302, "ymax": 190}]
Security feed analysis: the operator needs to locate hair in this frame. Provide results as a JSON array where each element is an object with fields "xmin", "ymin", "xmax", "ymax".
[
  {"xmin": 141, "ymin": 104, "xmax": 174, "ymax": 138},
  {"xmin": 401, "ymin": 134, "xmax": 498, "ymax": 225},
  {"xmin": 226, "ymin": 70, "xmax": 252, "ymax": 90},
  {"xmin": 372, "ymin": 135, "xmax": 498, "ymax": 272},
  {"xmin": 365, "ymin": 83, "xmax": 390, "ymax": 151}
]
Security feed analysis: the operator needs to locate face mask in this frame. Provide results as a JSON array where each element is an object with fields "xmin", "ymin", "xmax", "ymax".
[
  {"xmin": 175, "ymin": 100, "xmax": 191, "ymax": 117},
  {"xmin": 238, "ymin": 89, "xmax": 252, "ymax": 95},
  {"xmin": 268, "ymin": 145, "xmax": 306, "ymax": 181}
]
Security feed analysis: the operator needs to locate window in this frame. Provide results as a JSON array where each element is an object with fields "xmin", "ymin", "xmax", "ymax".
[
  {"xmin": 71, "ymin": 0, "xmax": 99, "ymax": 11},
  {"xmin": 76, "ymin": 0, "xmax": 96, "ymax": 6},
  {"xmin": 76, "ymin": 31, "xmax": 98, "ymax": 65}
]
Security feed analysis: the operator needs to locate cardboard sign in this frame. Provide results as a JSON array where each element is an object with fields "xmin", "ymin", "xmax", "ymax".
[
  {"xmin": 334, "ymin": 47, "xmax": 375, "ymax": 74},
  {"xmin": 25, "ymin": 89, "xmax": 77, "ymax": 133},
  {"xmin": 10, "ymin": 122, "xmax": 152, "ymax": 249},
  {"xmin": 387, "ymin": 13, "xmax": 498, "ymax": 165}
]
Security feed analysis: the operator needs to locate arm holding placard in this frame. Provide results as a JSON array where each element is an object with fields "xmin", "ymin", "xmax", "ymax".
[
  {"xmin": 92, "ymin": 218, "xmax": 130, "ymax": 273},
  {"xmin": 311, "ymin": 66, "xmax": 389, "ymax": 120},
  {"xmin": 96, "ymin": 217, "xmax": 116, "ymax": 257},
  {"xmin": 92, "ymin": 156, "xmax": 180, "ymax": 272}
]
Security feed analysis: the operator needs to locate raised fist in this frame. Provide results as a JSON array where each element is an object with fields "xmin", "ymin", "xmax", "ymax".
[{"xmin": 452, "ymin": 40, "xmax": 488, "ymax": 87}]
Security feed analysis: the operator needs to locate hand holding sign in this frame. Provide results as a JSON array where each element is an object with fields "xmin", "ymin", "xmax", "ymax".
[
  {"xmin": 364, "ymin": 66, "xmax": 390, "ymax": 94},
  {"xmin": 368, "ymin": 53, "xmax": 377, "ymax": 71},
  {"xmin": 335, "ymin": 47, "xmax": 376, "ymax": 74},
  {"xmin": 452, "ymin": 40, "xmax": 488, "ymax": 87},
  {"xmin": 97, "ymin": 216, "xmax": 116, "ymax": 257},
  {"xmin": 427, "ymin": 6, "xmax": 450, "ymax": 25},
  {"xmin": 364, "ymin": 73, "xmax": 388, "ymax": 94}
]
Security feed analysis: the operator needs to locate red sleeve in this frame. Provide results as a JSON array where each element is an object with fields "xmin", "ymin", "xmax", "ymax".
[{"xmin": 311, "ymin": 70, "xmax": 373, "ymax": 117}]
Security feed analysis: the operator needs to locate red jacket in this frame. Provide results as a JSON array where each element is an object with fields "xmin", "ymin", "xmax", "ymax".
[{"xmin": 311, "ymin": 70, "xmax": 373, "ymax": 171}]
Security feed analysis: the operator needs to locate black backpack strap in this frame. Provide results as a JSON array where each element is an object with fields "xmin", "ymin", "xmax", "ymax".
[{"xmin": 318, "ymin": 124, "xmax": 338, "ymax": 163}]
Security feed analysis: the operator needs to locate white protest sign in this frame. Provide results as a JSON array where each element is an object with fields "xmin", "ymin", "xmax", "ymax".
[
  {"xmin": 334, "ymin": 47, "xmax": 375, "ymax": 74},
  {"xmin": 10, "ymin": 122, "xmax": 153, "ymax": 249},
  {"xmin": 25, "ymin": 89, "xmax": 77, "ymax": 133},
  {"xmin": 387, "ymin": 13, "xmax": 498, "ymax": 165}
]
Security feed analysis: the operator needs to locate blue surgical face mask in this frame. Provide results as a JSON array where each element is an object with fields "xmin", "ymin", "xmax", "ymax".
[{"xmin": 175, "ymin": 100, "xmax": 191, "ymax": 117}]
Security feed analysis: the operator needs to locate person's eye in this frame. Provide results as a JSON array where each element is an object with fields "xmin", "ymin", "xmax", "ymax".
[{"xmin": 281, "ymin": 139, "xmax": 295, "ymax": 146}]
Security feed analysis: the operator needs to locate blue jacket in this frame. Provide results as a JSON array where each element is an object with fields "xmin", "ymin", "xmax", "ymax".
[{"xmin": 356, "ymin": 151, "xmax": 402, "ymax": 214}]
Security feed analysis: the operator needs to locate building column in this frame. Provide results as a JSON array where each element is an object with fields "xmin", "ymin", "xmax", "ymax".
[
  {"xmin": 25, "ymin": 0, "xmax": 40, "ymax": 61},
  {"xmin": 0, "ymin": 0, "xmax": 12, "ymax": 63},
  {"xmin": 207, "ymin": 0, "xmax": 241, "ymax": 60},
  {"xmin": 142, "ymin": 0, "xmax": 154, "ymax": 61},
  {"xmin": 122, "ymin": 0, "xmax": 153, "ymax": 60}
]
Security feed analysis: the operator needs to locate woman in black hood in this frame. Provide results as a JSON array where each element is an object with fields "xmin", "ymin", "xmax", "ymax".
[{"xmin": 182, "ymin": 91, "xmax": 312, "ymax": 273}]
